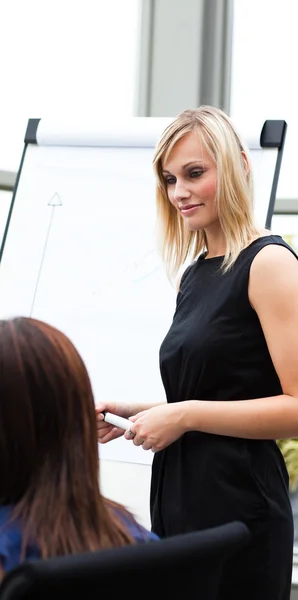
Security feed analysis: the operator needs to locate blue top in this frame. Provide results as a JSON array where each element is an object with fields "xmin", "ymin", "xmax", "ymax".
[{"xmin": 0, "ymin": 505, "xmax": 158, "ymax": 572}]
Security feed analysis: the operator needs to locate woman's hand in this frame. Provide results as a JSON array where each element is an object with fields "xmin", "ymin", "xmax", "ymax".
[
  {"xmin": 96, "ymin": 402, "xmax": 133, "ymax": 444},
  {"xmin": 124, "ymin": 403, "xmax": 186, "ymax": 452}
]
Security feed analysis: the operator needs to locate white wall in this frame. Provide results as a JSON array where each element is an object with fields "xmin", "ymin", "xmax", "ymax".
[{"xmin": 100, "ymin": 459, "xmax": 152, "ymax": 528}]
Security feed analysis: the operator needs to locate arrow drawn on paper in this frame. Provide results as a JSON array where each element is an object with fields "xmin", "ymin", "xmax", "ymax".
[{"xmin": 30, "ymin": 193, "xmax": 62, "ymax": 316}]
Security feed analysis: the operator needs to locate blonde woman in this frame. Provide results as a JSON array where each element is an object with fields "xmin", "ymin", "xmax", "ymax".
[{"xmin": 97, "ymin": 106, "xmax": 298, "ymax": 599}]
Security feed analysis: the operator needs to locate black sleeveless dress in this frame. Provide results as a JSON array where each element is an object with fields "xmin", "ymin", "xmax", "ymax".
[{"xmin": 151, "ymin": 235, "xmax": 294, "ymax": 600}]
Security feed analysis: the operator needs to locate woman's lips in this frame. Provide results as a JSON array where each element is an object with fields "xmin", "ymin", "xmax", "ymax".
[{"xmin": 180, "ymin": 203, "xmax": 204, "ymax": 215}]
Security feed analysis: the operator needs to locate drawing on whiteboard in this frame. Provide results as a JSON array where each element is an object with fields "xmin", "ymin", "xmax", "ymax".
[
  {"xmin": 30, "ymin": 193, "xmax": 62, "ymax": 316},
  {"xmin": 130, "ymin": 249, "xmax": 161, "ymax": 283},
  {"xmin": 90, "ymin": 248, "xmax": 163, "ymax": 299}
]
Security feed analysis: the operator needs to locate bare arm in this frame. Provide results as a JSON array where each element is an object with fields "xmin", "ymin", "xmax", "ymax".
[
  {"xmin": 129, "ymin": 245, "xmax": 298, "ymax": 450},
  {"xmin": 183, "ymin": 244, "xmax": 298, "ymax": 439}
]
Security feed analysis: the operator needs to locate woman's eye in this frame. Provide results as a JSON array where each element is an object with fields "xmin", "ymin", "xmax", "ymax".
[
  {"xmin": 190, "ymin": 170, "xmax": 204, "ymax": 178},
  {"xmin": 165, "ymin": 177, "xmax": 176, "ymax": 185}
]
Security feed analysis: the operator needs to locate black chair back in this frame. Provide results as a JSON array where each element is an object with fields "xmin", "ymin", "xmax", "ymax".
[{"xmin": 0, "ymin": 520, "xmax": 250, "ymax": 600}]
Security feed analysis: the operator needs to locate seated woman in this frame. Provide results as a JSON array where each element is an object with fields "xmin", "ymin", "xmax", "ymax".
[{"xmin": 0, "ymin": 317, "xmax": 157, "ymax": 577}]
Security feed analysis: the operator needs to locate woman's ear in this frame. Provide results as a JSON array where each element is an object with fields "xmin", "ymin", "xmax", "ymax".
[{"xmin": 241, "ymin": 150, "xmax": 250, "ymax": 175}]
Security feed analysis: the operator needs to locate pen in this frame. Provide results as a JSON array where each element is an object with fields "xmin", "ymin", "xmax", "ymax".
[{"xmin": 102, "ymin": 411, "xmax": 132, "ymax": 431}]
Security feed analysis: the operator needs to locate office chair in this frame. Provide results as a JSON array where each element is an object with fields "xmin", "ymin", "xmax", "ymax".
[{"xmin": 0, "ymin": 520, "xmax": 250, "ymax": 600}]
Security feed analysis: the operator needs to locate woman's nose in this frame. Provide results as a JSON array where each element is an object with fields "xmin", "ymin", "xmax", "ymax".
[{"xmin": 173, "ymin": 181, "xmax": 191, "ymax": 202}]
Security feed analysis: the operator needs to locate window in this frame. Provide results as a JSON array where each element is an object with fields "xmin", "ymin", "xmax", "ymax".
[
  {"xmin": 0, "ymin": 0, "xmax": 140, "ymax": 173},
  {"xmin": 230, "ymin": 0, "xmax": 298, "ymax": 204}
]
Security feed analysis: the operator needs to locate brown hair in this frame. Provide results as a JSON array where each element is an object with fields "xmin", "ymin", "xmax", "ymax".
[{"xmin": 0, "ymin": 317, "xmax": 136, "ymax": 559}]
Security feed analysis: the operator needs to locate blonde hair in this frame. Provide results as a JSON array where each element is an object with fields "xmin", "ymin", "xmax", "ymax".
[{"xmin": 153, "ymin": 105, "xmax": 259, "ymax": 281}]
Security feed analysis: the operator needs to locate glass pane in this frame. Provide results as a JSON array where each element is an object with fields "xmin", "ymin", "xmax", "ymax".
[
  {"xmin": 0, "ymin": 0, "xmax": 140, "ymax": 173},
  {"xmin": 230, "ymin": 0, "xmax": 298, "ymax": 202}
]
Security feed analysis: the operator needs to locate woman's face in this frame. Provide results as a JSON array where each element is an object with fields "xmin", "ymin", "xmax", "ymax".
[{"xmin": 162, "ymin": 131, "xmax": 219, "ymax": 232}]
